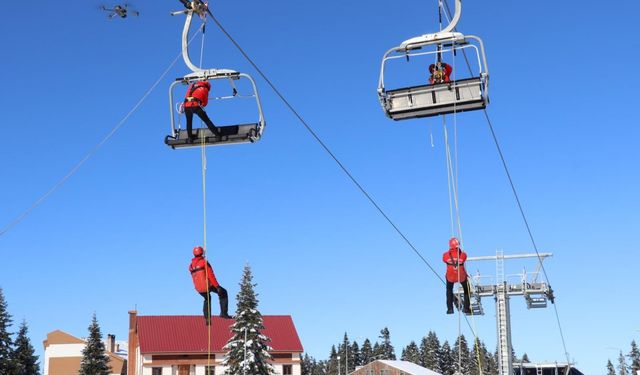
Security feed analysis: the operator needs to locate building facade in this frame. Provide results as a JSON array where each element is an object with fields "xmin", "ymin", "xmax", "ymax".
[
  {"xmin": 43, "ymin": 329, "xmax": 127, "ymax": 375},
  {"xmin": 127, "ymin": 311, "xmax": 303, "ymax": 375},
  {"xmin": 349, "ymin": 360, "xmax": 442, "ymax": 375}
]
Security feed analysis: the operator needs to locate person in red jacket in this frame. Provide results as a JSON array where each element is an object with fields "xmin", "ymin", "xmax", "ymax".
[
  {"xmin": 189, "ymin": 246, "xmax": 232, "ymax": 324},
  {"xmin": 443, "ymin": 237, "xmax": 471, "ymax": 315},
  {"xmin": 183, "ymin": 80, "xmax": 221, "ymax": 142},
  {"xmin": 429, "ymin": 61, "xmax": 453, "ymax": 84}
]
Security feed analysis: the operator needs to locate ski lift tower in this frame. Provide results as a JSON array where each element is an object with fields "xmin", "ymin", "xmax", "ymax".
[{"xmin": 454, "ymin": 251, "xmax": 555, "ymax": 375}]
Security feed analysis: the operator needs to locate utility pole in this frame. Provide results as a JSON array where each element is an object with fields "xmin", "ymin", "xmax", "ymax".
[{"xmin": 454, "ymin": 251, "xmax": 555, "ymax": 375}]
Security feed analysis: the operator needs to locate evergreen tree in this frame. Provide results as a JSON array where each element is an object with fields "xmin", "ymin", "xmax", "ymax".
[
  {"xmin": 360, "ymin": 339, "xmax": 373, "ymax": 365},
  {"xmin": 452, "ymin": 335, "xmax": 472, "ymax": 375},
  {"xmin": 339, "ymin": 332, "xmax": 353, "ymax": 372},
  {"xmin": 618, "ymin": 351, "xmax": 629, "ymax": 375},
  {"xmin": 0, "ymin": 289, "xmax": 14, "ymax": 375},
  {"xmin": 326, "ymin": 345, "xmax": 338, "ymax": 375},
  {"xmin": 629, "ymin": 340, "xmax": 640, "ymax": 375},
  {"xmin": 223, "ymin": 265, "xmax": 274, "ymax": 374},
  {"xmin": 482, "ymin": 342, "xmax": 499, "ymax": 375},
  {"xmin": 12, "ymin": 320, "xmax": 39, "ymax": 375},
  {"xmin": 377, "ymin": 327, "xmax": 396, "ymax": 360},
  {"xmin": 522, "ymin": 353, "xmax": 530, "ymax": 363},
  {"xmin": 440, "ymin": 341, "xmax": 454, "ymax": 375},
  {"xmin": 420, "ymin": 331, "xmax": 442, "ymax": 373},
  {"xmin": 350, "ymin": 341, "xmax": 361, "ymax": 370},
  {"xmin": 301, "ymin": 354, "xmax": 315, "ymax": 375},
  {"xmin": 78, "ymin": 313, "xmax": 111, "ymax": 375},
  {"xmin": 607, "ymin": 359, "xmax": 616, "ymax": 375},
  {"xmin": 401, "ymin": 341, "xmax": 420, "ymax": 365},
  {"xmin": 372, "ymin": 342, "xmax": 381, "ymax": 361}
]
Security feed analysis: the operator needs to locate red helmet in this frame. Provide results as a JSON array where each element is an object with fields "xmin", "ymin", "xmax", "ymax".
[
  {"xmin": 193, "ymin": 246, "xmax": 204, "ymax": 257},
  {"xmin": 449, "ymin": 237, "xmax": 460, "ymax": 249}
]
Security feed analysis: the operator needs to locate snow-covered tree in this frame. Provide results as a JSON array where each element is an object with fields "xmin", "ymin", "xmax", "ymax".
[
  {"xmin": 607, "ymin": 359, "xmax": 616, "ymax": 375},
  {"xmin": 350, "ymin": 341, "xmax": 361, "ymax": 370},
  {"xmin": 401, "ymin": 341, "xmax": 421, "ymax": 364},
  {"xmin": 377, "ymin": 327, "xmax": 396, "ymax": 360},
  {"xmin": 360, "ymin": 339, "xmax": 373, "ymax": 365},
  {"xmin": 618, "ymin": 351, "xmax": 629, "ymax": 375},
  {"xmin": 223, "ymin": 265, "xmax": 274, "ymax": 374},
  {"xmin": 440, "ymin": 340, "xmax": 454, "ymax": 375},
  {"xmin": 420, "ymin": 331, "xmax": 442, "ymax": 373},
  {"xmin": 326, "ymin": 345, "xmax": 338, "ymax": 375},
  {"xmin": 12, "ymin": 320, "xmax": 39, "ymax": 375},
  {"xmin": 0, "ymin": 288, "xmax": 14, "ymax": 375},
  {"xmin": 338, "ymin": 332, "xmax": 353, "ymax": 372},
  {"xmin": 452, "ymin": 335, "xmax": 472, "ymax": 375},
  {"xmin": 629, "ymin": 340, "xmax": 640, "ymax": 375},
  {"xmin": 79, "ymin": 313, "xmax": 110, "ymax": 375}
]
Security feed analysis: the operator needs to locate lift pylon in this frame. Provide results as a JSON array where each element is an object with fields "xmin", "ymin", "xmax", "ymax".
[{"xmin": 454, "ymin": 251, "xmax": 555, "ymax": 375}]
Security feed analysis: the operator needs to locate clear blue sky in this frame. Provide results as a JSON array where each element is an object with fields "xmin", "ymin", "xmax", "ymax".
[{"xmin": 1, "ymin": 1, "xmax": 639, "ymax": 374}]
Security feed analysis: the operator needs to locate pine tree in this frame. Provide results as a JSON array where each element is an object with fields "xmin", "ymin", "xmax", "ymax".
[
  {"xmin": 12, "ymin": 320, "xmax": 39, "ymax": 375},
  {"xmin": 521, "ymin": 353, "xmax": 530, "ymax": 363},
  {"xmin": 629, "ymin": 340, "xmax": 640, "ymax": 374},
  {"xmin": 452, "ymin": 335, "xmax": 472, "ymax": 375},
  {"xmin": 618, "ymin": 351, "xmax": 629, "ymax": 375},
  {"xmin": 0, "ymin": 288, "xmax": 14, "ymax": 375},
  {"xmin": 361, "ymin": 339, "xmax": 373, "ymax": 365},
  {"xmin": 223, "ymin": 265, "xmax": 274, "ymax": 374},
  {"xmin": 372, "ymin": 342, "xmax": 381, "ymax": 361},
  {"xmin": 420, "ymin": 331, "xmax": 442, "ymax": 373},
  {"xmin": 326, "ymin": 345, "xmax": 338, "ymax": 375},
  {"xmin": 79, "ymin": 313, "xmax": 111, "ymax": 375},
  {"xmin": 377, "ymin": 327, "xmax": 396, "ymax": 360},
  {"xmin": 401, "ymin": 341, "xmax": 421, "ymax": 364},
  {"xmin": 339, "ymin": 332, "xmax": 353, "ymax": 372},
  {"xmin": 301, "ymin": 353, "xmax": 313, "ymax": 375},
  {"xmin": 350, "ymin": 341, "xmax": 361, "ymax": 371},
  {"xmin": 607, "ymin": 359, "xmax": 616, "ymax": 375},
  {"xmin": 440, "ymin": 341, "xmax": 454, "ymax": 375}
]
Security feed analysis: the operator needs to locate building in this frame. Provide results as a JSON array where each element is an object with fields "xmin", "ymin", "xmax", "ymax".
[
  {"xmin": 513, "ymin": 362, "xmax": 585, "ymax": 375},
  {"xmin": 127, "ymin": 311, "xmax": 303, "ymax": 375},
  {"xmin": 43, "ymin": 329, "xmax": 127, "ymax": 375},
  {"xmin": 349, "ymin": 360, "xmax": 442, "ymax": 375}
]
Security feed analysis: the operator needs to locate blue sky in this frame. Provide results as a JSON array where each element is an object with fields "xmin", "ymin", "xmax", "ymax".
[{"xmin": 1, "ymin": 0, "xmax": 639, "ymax": 374}]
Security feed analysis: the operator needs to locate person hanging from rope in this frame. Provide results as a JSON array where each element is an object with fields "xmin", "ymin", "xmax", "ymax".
[
  {"xmin": 443, "ymin": 237, "xmax": 471, "ymax": 315},
  {"xmin": 182, "ymin": 80, "xmax": 221, "ymax": 142},
  {"xmin": 429, "ymin": 61, "xmax": 453, "ymax": 84},
  {"xmin": 189, "ymin": 246, "xmax": 232, "ymax": 324}
]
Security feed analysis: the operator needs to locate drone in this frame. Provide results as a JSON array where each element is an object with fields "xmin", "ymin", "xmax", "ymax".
[{"xmin": 100, "ymin": 4, "xmax": 139, "ymax": 19}]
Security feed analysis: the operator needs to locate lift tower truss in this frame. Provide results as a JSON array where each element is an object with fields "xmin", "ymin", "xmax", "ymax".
[{"xmin": 454, "ymin": 252, "xmax": 555, "ymax": 375}]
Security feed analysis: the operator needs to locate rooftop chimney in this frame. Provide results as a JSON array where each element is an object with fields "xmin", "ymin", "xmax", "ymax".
[{"xmin": 107, "ymin": 334, "xmax": 115, "ymax": 353}]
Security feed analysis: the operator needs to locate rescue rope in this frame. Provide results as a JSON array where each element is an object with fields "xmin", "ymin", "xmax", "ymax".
[
  {"xmin": 0, "ymin": 31, "xmax": 201, "ymax": 237},
  {"xmin": 195, "ymin": 12, "xmax": 214, "ymax": 371},
  {"xmin": 440, "ymin": 0, "xmax": 572, "ymax": 366}
]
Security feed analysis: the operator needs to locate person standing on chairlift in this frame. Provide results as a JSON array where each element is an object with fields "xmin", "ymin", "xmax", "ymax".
[
  {"xmin": 182, "ymin": 80, "xmax": 221, "ymax": 142},
  {"xmin": 443, "ymin": 237, "xmax": 471, "ymax": 315},
  {"xmin": 189, "ymin": 246, "xmax": 232, "ymax": 325},
  {"xmin": 429, "ymin": 61, "xmax": 453, "ymax": 84}
]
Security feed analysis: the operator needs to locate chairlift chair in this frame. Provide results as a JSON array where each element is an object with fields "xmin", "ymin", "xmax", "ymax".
[
  {"xmin": 377, "ymin": 0, "xmax": 489, "ymax": 121},
  {"xmin": 165, "ymin": 69, "xmax": 266, "ymax": 149},
  {"xmin": 165, "ymin": 0, "xmax": 266, "ymax": 149}
]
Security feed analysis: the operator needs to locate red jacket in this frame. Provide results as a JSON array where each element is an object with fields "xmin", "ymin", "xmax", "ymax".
[
  {"xmin": 184, "ymin": 82, "xmax": 210, "ymax": 108},
  {"xmin": 429, "ymin": 63, "xmax": 453, "ymax": 84},
  {"xmin": 443, "ymin": 248, "xmax": 468, "ymax": 283},
  {"xmin": 189, "ymin": 256, "xmax": 219, "ymax": 293}
]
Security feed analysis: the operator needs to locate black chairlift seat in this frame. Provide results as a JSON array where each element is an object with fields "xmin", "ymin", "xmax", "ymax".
[
  {"xmin": 164, "ymin": 123, "xmax": 260, "ymax": 149},
  {"xmin": 383, "ymin": 76, "xmax": 486, "ymax": 121}
]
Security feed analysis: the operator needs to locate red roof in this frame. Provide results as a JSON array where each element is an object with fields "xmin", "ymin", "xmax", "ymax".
[{"xmin": 137, "ymin": 315, "xmax": 303, "ymax": 354}]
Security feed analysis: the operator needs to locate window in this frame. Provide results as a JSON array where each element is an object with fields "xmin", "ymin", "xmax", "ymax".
[
  {"xmin": 282, "ymin": 364, "xmax": 292, "ymax": 375},
  {"xmin": 205, "ymin": 366, "xmax": 215, "ymax": 375},
  {"xmin": 152, "ymin": 368, "xmax": 162, "ymax": 375}
]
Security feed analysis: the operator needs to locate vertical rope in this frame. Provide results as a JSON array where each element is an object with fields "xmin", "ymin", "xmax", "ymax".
[{"xmin": 200, "ymin": 136, "xmax": 212, "ymax": 371}]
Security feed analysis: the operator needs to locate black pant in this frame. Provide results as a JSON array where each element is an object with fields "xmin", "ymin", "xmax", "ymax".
[
  {"xmin": 185, "ymin": 106, "xmax": 220, "ymax": 138},
  {"xmin": 199, "ymin": 286, "xmax": 228, "ymax": 320},
  {"xmin": 446, "ymin": 279, "xmax": 471, "ymax": 311}
]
